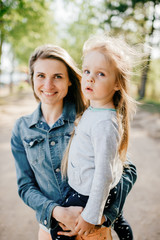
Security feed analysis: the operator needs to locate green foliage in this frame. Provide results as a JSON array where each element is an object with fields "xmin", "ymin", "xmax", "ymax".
[
  {"xmin": 147, "ymin": 59, "xmax": 160, "ymax": 101},
  {"xmin": 1, "ymin": 0, "xmax": 159, "ymax": 101},
  {"xmin": 61, "ymin": 0, "xmax": 160, "ymax": 101},
  {"xmin": 0, "ymin": 0, "xmax": 57, "ymax": 67},
  {"xmin": 61, "ymin": 0, "xmax": 160, "ymax": 62},
  {"xmin": 59, "ymin": 0, "xmax": 100, "ymax": 66}
]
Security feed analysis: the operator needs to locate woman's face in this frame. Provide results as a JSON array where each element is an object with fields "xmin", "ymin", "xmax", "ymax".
[{"xmin": 33, "ymin": 58, "xmax": 71, "ymax": 107}]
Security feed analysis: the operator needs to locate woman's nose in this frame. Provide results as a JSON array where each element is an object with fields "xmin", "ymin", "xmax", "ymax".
[{"xmin": 44, "ymin": 78, "xmax": 54, "ymax": 89}]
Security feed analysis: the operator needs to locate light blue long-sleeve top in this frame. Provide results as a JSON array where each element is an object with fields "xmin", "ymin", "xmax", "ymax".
[{"xmin": 67, "ymin": 106, "xmax": 123, "ymax": 225}]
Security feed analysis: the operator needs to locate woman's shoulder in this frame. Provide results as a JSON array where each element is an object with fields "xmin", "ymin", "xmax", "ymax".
[{"xmin": 13, "ymin": 104, "xmax": 41, "ymax": 132}]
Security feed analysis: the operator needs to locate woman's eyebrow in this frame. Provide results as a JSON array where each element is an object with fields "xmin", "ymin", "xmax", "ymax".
[{"xmin": 54, "ymin": 73, "xmax": 63, "ymax": 75}]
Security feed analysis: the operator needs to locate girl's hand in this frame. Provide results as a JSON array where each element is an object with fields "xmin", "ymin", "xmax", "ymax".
[
  {"xmin": 58, "ymin": 222, "xmax": 77, "ymax": 237},
  {"xmin": 52, "ymin": 206, "xmax": 83, "ymax": 236},
  {"xmin": 75, "ymin": 215, "xmax": 95, "ymax": 236}
]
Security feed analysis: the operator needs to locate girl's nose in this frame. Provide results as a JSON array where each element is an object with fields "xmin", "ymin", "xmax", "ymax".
[{"xmin": 87, "ymin": 75, "xmax": 95, "ymax": 83}]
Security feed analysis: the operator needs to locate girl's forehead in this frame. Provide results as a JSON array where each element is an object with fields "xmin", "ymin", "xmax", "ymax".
[{"xmin": 83, "ymin": 50, "xmax": 111, "ymax": 68}]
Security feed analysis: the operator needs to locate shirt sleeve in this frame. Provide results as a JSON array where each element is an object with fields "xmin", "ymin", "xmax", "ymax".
[
  {"xmin": 11, "ymin": 119, "xmax": 59, "ymax": 229},
  {"xmin": 81, "ymin": 120, "xmax": 120, "ymax": 225}
]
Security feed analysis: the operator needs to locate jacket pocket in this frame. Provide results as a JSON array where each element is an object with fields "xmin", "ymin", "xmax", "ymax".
[{"xmin": 23, "ymin": 136, "xmax": 45, "ymax": 166}]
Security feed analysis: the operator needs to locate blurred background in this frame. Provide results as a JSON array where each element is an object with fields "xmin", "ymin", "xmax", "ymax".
[
  {"xmin": 0, "ymin": 0, "xmax": 160, "ymax": 102},
  {"xmin": 0, "ymin": 0, "xmax": 160, "ymax": 240}
]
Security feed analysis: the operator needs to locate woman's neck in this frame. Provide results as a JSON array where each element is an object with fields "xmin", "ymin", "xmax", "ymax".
[{"xmin": 41, "ymin": 102, "xmax": 63, "ymax": 125}]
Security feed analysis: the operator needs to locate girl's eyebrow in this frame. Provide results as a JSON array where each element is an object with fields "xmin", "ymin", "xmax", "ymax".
[
  {"xmin": 98, "ymin": 68, "xmax": 108, "ymax": 72},
  {"xmin": 82, "ymin": 66, "xmax": 107, "ymax": 72}
]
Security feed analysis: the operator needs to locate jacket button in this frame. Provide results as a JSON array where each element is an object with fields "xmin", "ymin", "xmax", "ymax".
[
  {"xmin": 51, "ymin": 141, "xmax": 55, "ymax": 146},
  {"xmin": 55, "ymin": 168, "xmax": 60, "ymax": 173},
  {"xmin": 29, "ymin": 141, "xmax": 34, "ymax": 146},
  {"xmin": 44, "ymin": 220, "xmax": 47, "ymax": 225}
]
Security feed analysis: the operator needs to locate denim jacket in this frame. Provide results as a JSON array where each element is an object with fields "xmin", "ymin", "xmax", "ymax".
[
  {"xmin": 11, "ymin": 100, "xmax": 137, "ymax": 229},
  {"xmin": 11, "ymin": 101, "xmax": 75, "ymax": 229}
]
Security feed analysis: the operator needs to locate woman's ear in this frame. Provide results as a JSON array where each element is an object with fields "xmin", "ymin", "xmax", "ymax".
[{"xmin": 69, "ymin": 81, "xmax": 72, "ymax": 86}]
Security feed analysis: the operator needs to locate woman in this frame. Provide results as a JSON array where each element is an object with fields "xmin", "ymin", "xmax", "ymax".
[{"xmin": 11, "ymin": 44, "xmax": 137, "ymax": 240}]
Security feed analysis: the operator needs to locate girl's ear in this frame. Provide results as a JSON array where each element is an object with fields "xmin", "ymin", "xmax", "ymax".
[{"xmin": 114, "ymin": 82, "xmax": 119, "ymax": 91}]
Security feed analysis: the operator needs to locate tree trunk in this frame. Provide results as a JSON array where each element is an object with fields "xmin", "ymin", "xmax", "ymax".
[
  {"xmin": 138, "ymin": 1, "xmax": 157, "ymax": 99},
  {"xmin": 0, "ymin": 31, "xmax": 4, "ymax": 86},
  {"xmin": 9, "ymin": 54, "xmax": 15, "ymax": 94},
  {"xmin": 138, "ymin": 54, "xmax": 151, "ymax": 99}
]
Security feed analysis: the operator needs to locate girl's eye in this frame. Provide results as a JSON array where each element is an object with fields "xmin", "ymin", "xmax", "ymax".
[
  {"xmin": 83, "ymin": 69, "xmax": 90, "ymax": 74},
  {"xmin": 98, "ymin": 72, "xmax": 105, "ymax": 77}
]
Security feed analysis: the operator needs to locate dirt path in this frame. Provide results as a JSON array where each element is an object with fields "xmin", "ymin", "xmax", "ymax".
[{"xmin": 0, "ymin": 90, "xmax": 160, "ymax": 240}]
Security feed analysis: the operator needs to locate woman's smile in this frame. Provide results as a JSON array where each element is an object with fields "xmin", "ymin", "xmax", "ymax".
[{"xmin": 33, "ymin": 58, "xmax": 71, "ymax": 107}]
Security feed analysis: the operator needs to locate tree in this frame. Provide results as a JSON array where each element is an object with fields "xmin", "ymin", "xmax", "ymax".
[
  {"xmin": 58, "ymin": 0, "xmax": 100, "ymax": 66},
  {"xmin": 92, "ymin": 0, "xmax": 160, "ymax": 99},
  {"xmin": 62, "ymin": 0, "xmax": 160, "ymax": 99},
  {"xmin": 132, "ymin": 0, "xmax": 160, "ymax": 99},
  {"xmin": 0, "ymin": 0, "xmax": 56, "ymax": 91}
]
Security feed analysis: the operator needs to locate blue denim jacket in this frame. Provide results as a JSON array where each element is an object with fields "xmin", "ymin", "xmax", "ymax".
[
  {"xmin": 11, "ymin": 101, "xmax": 76, "ymax": 229},
  {"xmin": 11, "ymin": 100, "xmax": 137, "ymax": 229}
]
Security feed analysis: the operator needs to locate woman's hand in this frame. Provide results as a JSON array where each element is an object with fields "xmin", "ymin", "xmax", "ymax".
[
  {"xmin": 52, "ymin": 206, "xmax": 83, "ymax": 236},
  {"xmin": 75, "ymin": 215, "xmax": 95, "ymax": 236}
]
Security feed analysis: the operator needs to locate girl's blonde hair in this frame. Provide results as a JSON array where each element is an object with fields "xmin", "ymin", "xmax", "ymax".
[
  {"xmin": 29, "ymin": 44, "xmax": 85, "ymax": 115},
  {"xmin": 61, "ymin": 34, "xmax": 137, "ymax": 177},
  {"xmin": 83, "ymin": 34, "xmax": 137, "ymax": 162}
]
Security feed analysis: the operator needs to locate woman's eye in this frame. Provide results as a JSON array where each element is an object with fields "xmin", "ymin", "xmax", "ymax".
[
  {"xmin": 37, "ymin": 74, "xmax": 44, "ymax": 78},
  {"xmin": 55, "ymin": 75, "xmax": 62, "ymax": 79}
]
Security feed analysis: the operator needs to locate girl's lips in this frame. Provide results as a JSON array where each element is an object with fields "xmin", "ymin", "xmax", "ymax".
[{"xmin": 85, "ymin": 87, "xmax": 93, "ymax": 91}]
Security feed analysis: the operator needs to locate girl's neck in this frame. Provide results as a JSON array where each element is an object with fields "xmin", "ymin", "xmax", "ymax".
[
  {"xmin": 90, "ymin": 100, "xmax": 115, "ymax": 109},
  {"xmin": 41, "ymin": 102, "xmax": 63, "ymax": 125}
]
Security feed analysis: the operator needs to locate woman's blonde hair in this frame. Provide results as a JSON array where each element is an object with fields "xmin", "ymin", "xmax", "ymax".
[
  {"xmin": 61, "ymin": 34, "xmax": 138, "ymax": 177},
  {"xmin": 29, "ymin": 44, "xmax": 85, "ymax": 115}
]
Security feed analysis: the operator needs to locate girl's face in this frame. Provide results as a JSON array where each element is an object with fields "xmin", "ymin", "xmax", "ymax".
[
  {"xmin": 82, "ymin": 50, "xmax": 118, "ymax": 108},
  {"xmin": 33, "ymin": 58, "xmax": 71, "ymax": 107}
]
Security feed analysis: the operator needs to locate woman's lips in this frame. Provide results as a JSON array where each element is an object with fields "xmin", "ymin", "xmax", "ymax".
[{"xmin": 42, "ymin": 91, "xmax": 58, "ymax": 96}]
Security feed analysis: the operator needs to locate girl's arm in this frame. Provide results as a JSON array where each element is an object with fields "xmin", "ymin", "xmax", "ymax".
[
  {"xmin": 75, "ymin": 214, "xmax": 95, "ymax": 236},
  {"xmin": 80, "ymin": 120, "xmax": 119, "ymax": 225}
]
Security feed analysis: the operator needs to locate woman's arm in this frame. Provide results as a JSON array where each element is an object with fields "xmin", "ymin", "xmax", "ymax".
[
  {"xmin": 103, "ymin": 160, "xmax": 137, "ymax": 227},
  {"xmin": 11, "ymin": 122, "xmax": 57, "ymax": 229}
]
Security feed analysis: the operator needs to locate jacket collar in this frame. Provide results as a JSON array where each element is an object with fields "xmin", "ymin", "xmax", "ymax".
[{"xmin": 28, "ymin": 101, "xmax": 76, "ymax": 128}]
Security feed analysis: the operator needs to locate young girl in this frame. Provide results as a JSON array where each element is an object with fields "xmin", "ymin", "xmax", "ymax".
[{"xmin": 51, "ymin": 35, "xmax": 137, "ymax": 240}]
